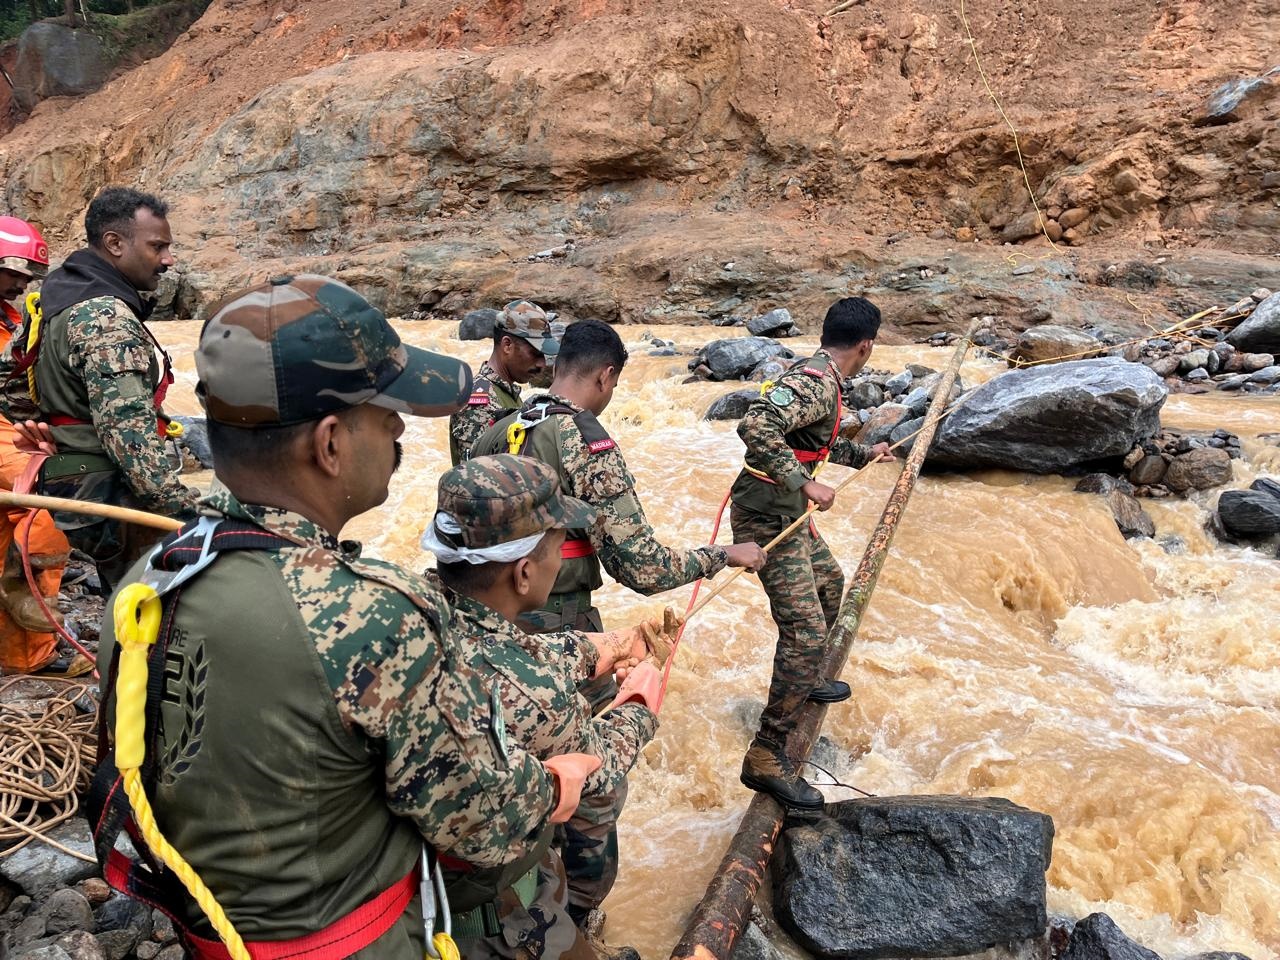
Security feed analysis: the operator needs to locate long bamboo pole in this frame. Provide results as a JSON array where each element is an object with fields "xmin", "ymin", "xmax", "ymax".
[
  {"xmin": 671, "ymin": 325, "xmax": 975, "ymax": 960},
  {"xmin": 0, "ymin": 491, "xmax": 183, "ymax": 531}
]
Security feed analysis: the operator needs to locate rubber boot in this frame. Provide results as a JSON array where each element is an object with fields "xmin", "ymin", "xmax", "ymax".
[
  {"xmin": 740, "ymin": 739, "xmax": 823, "ymax": 810},
  {"xmin": 582, "ymin": 908, "xmax": 640, "ymax": 960},
  {"xmin": 806, "ymin": 678, "xmax": 851, "ymax": 703}
]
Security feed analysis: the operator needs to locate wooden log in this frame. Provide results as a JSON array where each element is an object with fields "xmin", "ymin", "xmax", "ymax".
[
  {"xmin": 0, "ymin": 491, "xmax": 184, "ymax": 531},
  {"xmin": 672, "ymin": 324, "xmax": 976, "ymax": 960}
]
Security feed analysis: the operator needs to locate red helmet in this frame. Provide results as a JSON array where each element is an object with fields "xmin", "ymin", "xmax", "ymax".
[{"xmin": 0, "ymin": 217, "xmax": 49, "ymax": 279}]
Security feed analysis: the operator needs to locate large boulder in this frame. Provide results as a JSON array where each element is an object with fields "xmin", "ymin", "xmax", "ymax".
[
  {"xmin": 1010, "ymin": 324, "xmax": 1102, "ymax": 365},
  {"xmin": 1163, "ymin": 447, "xmax": 1233, "ymax": 492},
  {"xmin": 854, "ymin": 403, "xmax": 910, "ymax": 446},
  {"xmin": 745, "ymin": 308, "xmax": 795, "ymax": 337},
  {"xmin": 0, "ymin": 820, "xmax": 98, "ymax": 896},
  {"xmin": 458, "ymin": 308, "xmax": 500, "ymax": 341},
  {"xmin": 931, "ymin": 358, "xmax": 1167, "ymax": 473},
  {"xmin": 704, "ymin": 388, "xmax": 758, "ymax": 421},
  {"xmin": 692, "ymin": 337, "xmax": 794, "ymax": 381},
  {"xmin": 12, "ymin": 23, "xmax": 111, "ymax": 112},
  {"xmin": 773, "ymin": 796, "xmax": 1054, "ymax": 960},
  {"xmin": 1226, "ymin": 292, "xmax": 1280, "ymax": 354},
  {"xmin": 173, "ymin": 416, "xmax": 213, "ymax": 469}
]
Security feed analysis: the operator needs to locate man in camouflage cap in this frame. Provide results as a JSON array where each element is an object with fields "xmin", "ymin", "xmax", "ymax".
[
  {"xmin": 94, "ymin": 275, "xmax": 601, "ymax": 959},
  {"xmin": 0, "ymin": 187, "xmax": 199, "ymax": 588},
  {"xmin": 421, "ymin": 453, "xmax": 674, "ymax": 959},
  {"xmin": 449, "ymin": 299, "xmax": 564, "ymax": 465}
]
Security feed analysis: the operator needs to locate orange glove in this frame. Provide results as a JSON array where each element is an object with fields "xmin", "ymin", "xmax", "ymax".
[
  {"xmin": 608, "ymin": 661, "xmax": 663, "ymax": 714},
  {"xmin": 543, "ymin": 753, "xmax": 602, "ymax": 823}
]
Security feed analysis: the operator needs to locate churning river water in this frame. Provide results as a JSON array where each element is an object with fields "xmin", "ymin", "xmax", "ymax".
[{"xmin": 156, "ymin": 320, "xmax": 1279, "ymax": 960}]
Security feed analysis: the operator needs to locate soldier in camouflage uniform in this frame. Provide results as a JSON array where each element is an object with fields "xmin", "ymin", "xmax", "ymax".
[
  {"xmin": 421, "ymin": 454, "xmax": 677, "ymax": 959},
  {"xmin": 731, "ymin": 297, "xmax": 893, "ymax": 809},
  {"xmin": 471, "ymin": 319, "xmax": 767, "ymax": 930},
  {"xmin": 0, "ymin": 187, "xmax": 199, "ymax": 588},
  {"xmin": 95, "ymin": 275, "xmax": 601, "ymax": 960},
  {"xmin": 448, "ymin": 300, "xmax": 563, "ymax": 465}
]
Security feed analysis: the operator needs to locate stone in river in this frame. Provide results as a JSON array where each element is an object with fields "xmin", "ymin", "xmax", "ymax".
[{"xmin": 773, "ymin": 796, "xmax": 1053, "ymax": 960}]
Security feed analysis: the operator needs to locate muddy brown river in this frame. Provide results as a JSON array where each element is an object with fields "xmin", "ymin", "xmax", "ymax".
[{"xmin": 157, "ymin": 320, "xmax": 1279, "ymax": 960}]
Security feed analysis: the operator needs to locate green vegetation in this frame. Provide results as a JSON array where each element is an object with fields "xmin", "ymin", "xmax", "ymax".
[{"xmin": 0, "ymin": 0, "xmax": 210, "ymax": 45}]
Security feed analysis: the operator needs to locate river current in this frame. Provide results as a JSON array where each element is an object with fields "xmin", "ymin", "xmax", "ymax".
[{"xmin": 156, "ymin": 320, "xmax": 1279, "ymax": 960}]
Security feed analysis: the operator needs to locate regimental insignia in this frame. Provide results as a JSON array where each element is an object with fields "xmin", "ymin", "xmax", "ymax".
[
  {"xmin": 489, "ymin": 688, "xmax": 509, "ymax": 763},
  {"xmin": 767, "ymin": 386, "xmax": 795, "ymax": 407},
  {"xmin": 160, "ymin": 640, "xmax": 208, "ymax": 785}
]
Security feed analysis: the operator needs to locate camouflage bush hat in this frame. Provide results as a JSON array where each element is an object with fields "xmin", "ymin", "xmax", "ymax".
[
  {"xmin": 498, "ymin": 300, "xmax": 562, "ymax": 359},
  {"xmin": 196, "ymin": 274, "xmax": 473, "ymax": 426},
  {"xmin": 433, "ymin": 454, "xmax": 596, "ymax": 550}
]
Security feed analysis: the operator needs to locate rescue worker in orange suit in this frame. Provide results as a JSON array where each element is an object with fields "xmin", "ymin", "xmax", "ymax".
[{"xmin": 0, "ymin": 216, "xmax": 74, "ymax": 676}]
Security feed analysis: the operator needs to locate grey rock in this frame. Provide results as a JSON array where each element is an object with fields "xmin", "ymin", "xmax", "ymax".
[
  {"xmin": 53, "ymin": 931, "xmax": 104, "ymax": 960},
  {"xmin": 1204, "ymin": 350, "xmax": 1221, "ymax": 374},
  {"xmin": 883, "ymin": 370, "xmax": 913, "ymax": 396},
  {"xmin": 93, "ymin": 898, "xmax": 150, "ymax": 939},
  {"xmin": 1128, "ymin": 454, "xmax": 1168, "ymax": 486},
  {"xmin": 93, "ymin": 930, "xmax": 140, "ymax": 960},
  {"xmin": 695, "ymin": 337, "xmax": 794, "ymax": 381},
  {"xmin": 1186, "ymin": 952, "xmax": 1252, "ymax": 960},
  {"xmin": 748, "ymin": 358, "xmax": 789, "ymax": 383},
  {"xmin": 1104, "ymin": 489, "xmax": 1156, "ymax": 539},
  {"xmin": 458, "ymin": 308, "xmax": 500, "ymax": 341},
  {"xmin": 1179, "ymin": 349, "xmax": 1211, "ymax": 373},
  {"xmin": 1226, "ymin": 292, "xmax": 1280, "ymax": 354},
  {"xmin": 1062, "ymin": 913, "xmax": 1160, "ymax": 960},
  {"xmin": 155, "ymin": 945, "xmax": 185, "ymax": 960},
  {"xmin": 10, "ymin": 946, "xmax": 73, "ymax": 960},
  {"xmin": 1185, "ymin": 367, "xmax": 1210, "ymax": 383},
  {"xmin": 1217, "ymin": 374, "xmax": 1250, "ymax": 392},
  {"xmin": 1240, "ymin": 353, "xmax": 1276, "ymax": 372},
  {"xmin": 1251, "ymin": 477, "xmax": 1280, "ymax": 501},
  {"xmin": 12, "ymin": 23, "xmax": 111, "ymax": 111},
  {"xmin": 1218, "ymin": 490, "xmax": 1280, "ymax": 536},
  {"xmin": 1075, "ymin": 474, "xmax": 1135, "ymax": 496},
  {"xmin": 1148, "ymin": 355, "xmax": 1179, "ymax": 378},
  {"xmin": 38, "ymin": 890, "xmax": 93, "ymax": 936},
  {"xmin": 149, "ymin": 910, "xmax": 175, "ymax": 944},
  {"xmin": 1012, "ymin": 324, "xmax": 1102, "ymax": 365},
  {"xmin": 173, "ymin": 416, "xmax": 213, "ymax": 469},
  {"xmin": 704, "ymin": 388, "xmax": 758, "ymax": 421},
  {"xmin": 889, "ymin": 416, "xmax": 924, "ymax": 453},
  {"xmin": 1165, "ymin": 447, "xmax": 1233, "ymax": 492},
  {"xmin": 13, "ymin": 913, "xmax": 47, "ymax": 946},
  {"xmin": 746, "ymin": 308, "xmax": 793, "ymax": 337},
  {"xmin": 1012, "ymin": 263, "xmax": 1036, "ymax": 276},
  {"xmin": 844, "ymin": 381, "xmax": 884, "ymax": 410},
  {"xmin": 1247, "ymin": 365, "xmax": 1280, "ymax": 384},
  {"xmin": 932, "ymin": 359, "xmax": 1167, "ymax": 473},
  {"xmin": 902, "ymin": 386, "xmax": 930, "ymax": 417},
  {"xmin": 0, "ymin": 821, "xmax": 98, "ymax": 897},
  {"xmin": 774, "ymin": 796, "xmax": 1053, "ymax": 960},
  {"xmin": 906, "ymin": 363, "xmax": 937, "ymax": 378},
  {"xmin": 1198, "ymin": 70, "xmax": 1280, "ymax": 125},
  {"xmin": 711, "ymin": 315, "xmax": 742, "ymax": 327},
  {"xmin": 1252, "ymin": 288, "xmax": 1273, "ymax": 303},
  {"xmin": 729, "ymin": 920, "xmax": 788, "ymax": 960},
  {"xmin": 854, "ymin": 404, "xmax": 910, "ymax": 446}
]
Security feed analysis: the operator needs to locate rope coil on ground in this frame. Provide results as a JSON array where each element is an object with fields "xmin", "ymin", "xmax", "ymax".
[{"xmin": 0, "ymin": 675, "xmax": 97, "ymax": 862}]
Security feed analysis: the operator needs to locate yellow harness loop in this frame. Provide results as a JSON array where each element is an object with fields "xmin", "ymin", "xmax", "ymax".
[
  {"xmin": 164, "ymin": 420, "xmax": 185, "ymax": 439},
  {"xmin": 506, "ymin": 421, "xmax": 526, "ymax": 455},
  {"xmin": 758, "ymin": 379, "xmax": 775, "ymax": 395},
  {"xmin": 112, "ymin": 583, "xmax": 251, "ymax": 960},
  {"xmin": 432, "ymin": 932, "xmax": 461, "ymax": 960},
  {"xmin": 23, "ymin": 292, "xmax": 41, "ymax": 406}
]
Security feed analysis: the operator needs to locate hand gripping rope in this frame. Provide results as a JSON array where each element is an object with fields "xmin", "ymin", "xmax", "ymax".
[{"xmin": 112, "ymin": 582, "xmax": 252, "ymax": 960}]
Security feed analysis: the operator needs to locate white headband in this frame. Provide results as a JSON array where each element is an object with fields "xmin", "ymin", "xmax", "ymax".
[{"xmin": 420, "ymin": 511, "xmax": 546, "ymax": 565}]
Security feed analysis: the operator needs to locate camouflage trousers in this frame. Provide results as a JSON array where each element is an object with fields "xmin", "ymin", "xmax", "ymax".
[
  {"xmin": 731, "ymin": 503, "xmax": 843, "ymax": 746},
  {"xmin": 454, "ymin": 850, "xmax": 596, "ymax": 960},
  {"xmin": 522, "ymin": 598, "xmax": 626, "ymax": 927}
]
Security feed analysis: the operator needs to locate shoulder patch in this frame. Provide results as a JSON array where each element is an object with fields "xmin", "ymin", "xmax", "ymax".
[
  {"xmin": 767, "ymin": 385, "xmax": 795, "ymax": 407},
  {"xmin": 587, "ymin": 437, "xmax": 616, "ymax": 454},
  {"xmin": 801, "ymin": 366, "xmax": 827, "ymax": 378},
  {"xmin": 467, "ymin": 393, "xmax": 491, "ymax": 407}
]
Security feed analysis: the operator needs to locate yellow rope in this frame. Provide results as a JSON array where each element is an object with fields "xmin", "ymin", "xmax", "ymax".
[
  {"xmin": 23, "ymin": 292, "xmax": 42, "ymax": 406},
  {"xmin": 958, "ymin": 0, "xmax": 1062, "ymax": 258},
  {"xmin": 113, "ymin": 583, "xmax": 251, "ymax": 960}
]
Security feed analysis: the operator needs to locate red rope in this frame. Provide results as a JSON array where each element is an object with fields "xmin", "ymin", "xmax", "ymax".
[
  {"xmin": 660, "ymin": 486, "xmax": 732, "ymax": 700},
  {"xmin": 17, "ymin": 507, "xmax": 98, "ymax": 672}
]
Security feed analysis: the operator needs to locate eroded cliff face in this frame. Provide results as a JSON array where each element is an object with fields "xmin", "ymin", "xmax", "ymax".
[{"xmin": 0, "ymin": 0, "xmax": 1275, "ymax": 324}]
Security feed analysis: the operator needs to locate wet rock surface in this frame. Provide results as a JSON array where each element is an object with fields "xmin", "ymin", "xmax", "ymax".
[
  {"xmin": 931, "ymin": 359, "xmax": 1166, "ymax": 473},
  {"xmin": 773, "ymin": 796, "xmax": 1053, "ymax": 960}
]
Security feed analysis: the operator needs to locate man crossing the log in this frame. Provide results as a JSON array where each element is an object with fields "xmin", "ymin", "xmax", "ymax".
[
  {"xmin": 731, "ymin": 296, "xmax": 892, "ymax": 809},
  {"xmin": 421, "ymin": 453, "xmax": 677, "ymax": 959},
  {"xmin": 0, "ymin": 187, "xmax": 199, "ymax": 589},
  {"xmin": 448, "ymin": 300, "xmax": 563, "ymax": 465},
  {"xmin": 470, "ymin": 318, "xmax": 767, "ymax": 937}
]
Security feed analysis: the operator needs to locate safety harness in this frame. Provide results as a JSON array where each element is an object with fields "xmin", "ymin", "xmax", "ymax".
[
  {"xmin": 742, "ymin": 358, "xmax": 844, "ymax": 486},
  {"xmin": 503, "ymin": 398, "xmax": 615, "ymax": 561},
  {"xmin": 87, "ymin": 517, "xmax": 457, "ymax": 960},
  {"xmin": 9, "ymin": 292, "xmax": 182, "ymax": 439}
]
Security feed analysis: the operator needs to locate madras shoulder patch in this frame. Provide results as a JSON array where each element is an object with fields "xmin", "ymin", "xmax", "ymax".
[{"xmin": 587, "ymin": 437, "xmax": 616, "ymax": 454}]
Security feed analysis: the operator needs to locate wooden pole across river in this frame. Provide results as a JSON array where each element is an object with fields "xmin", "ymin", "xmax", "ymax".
[{"xmin": 671, "ymin": 325, "xmax": 976, "ymax": 960}]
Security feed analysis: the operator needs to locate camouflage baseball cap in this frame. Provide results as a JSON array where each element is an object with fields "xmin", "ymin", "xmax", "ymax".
[
  {"xmin": 196, "ymin": 274, "xmax": 473, "ymax": 426},
  {"xmin": 498, "ymin": 300, "xmax": 561, "ymax": 359},
  {"xmin": 437, "ymin": 454, "xmax": 596, "ymax": 549}
]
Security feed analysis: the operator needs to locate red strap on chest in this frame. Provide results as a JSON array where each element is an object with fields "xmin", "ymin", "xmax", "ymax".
[
  {"xmin": 790, "ymin": 363, "xmax": 842, "ymax": 463},
  {"xmin": 560, "ymin": 537, "xmax": 596, "ymax": 559},
  {"xmin": 47, "ymin": 336, "xmax": 175, "ymax": 437}
]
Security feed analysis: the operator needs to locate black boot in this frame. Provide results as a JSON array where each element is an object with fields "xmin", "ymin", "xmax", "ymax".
[
  {"xmin": 806, "ymin": 678, "xmax": 851, "ymax": 703},
  {"xmin": 740, "ymin": 739, "xmax": 823, "ymax": 810}
]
